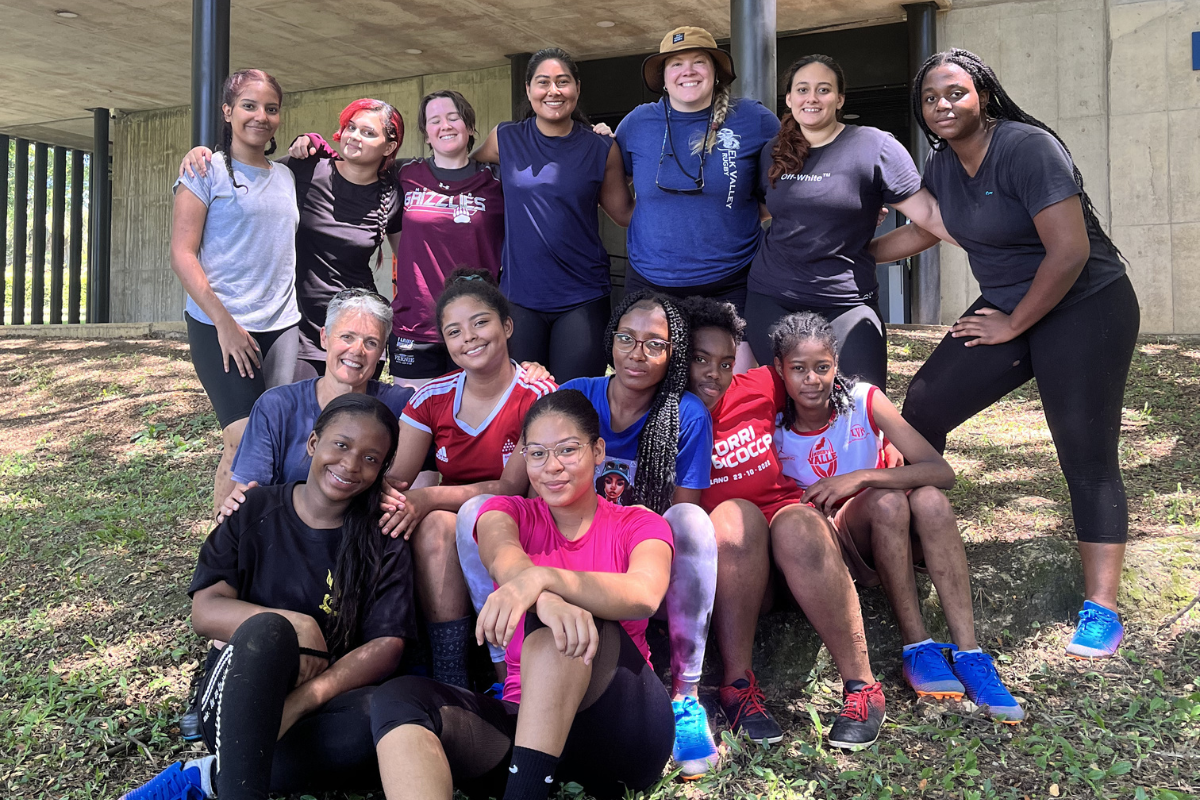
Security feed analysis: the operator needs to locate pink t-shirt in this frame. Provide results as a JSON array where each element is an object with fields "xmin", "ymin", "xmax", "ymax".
[{"xmin": 474, "ymin": 494, "xmax": 674, "ymax": 703}]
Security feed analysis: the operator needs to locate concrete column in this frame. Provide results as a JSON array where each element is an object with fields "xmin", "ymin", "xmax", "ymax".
[
  {"xmin": 89, "ymin": 109, "xmax": 111, "ymax": 324},
  {"xmin": 730, "ymin": 0, "xmax": 777, "ymax": 113},
  {"xmin": 191, "ymin": 0, "xmax": 230, "ymax": 148},
  {"xmin": 905, "ymin": 2, "xmax": 939, "ymax": 324},
  {"xmin": 506, "ymin": 52, "xmax": 532, "ymax": 120}
]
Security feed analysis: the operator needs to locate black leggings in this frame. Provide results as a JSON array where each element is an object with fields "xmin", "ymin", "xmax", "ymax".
[
  {"xmin": 370, "ymin": 617, "xmax": 674, "ymax": 800},
  {"xmin": 902, "ymin": 275, "xmax": 1139, "ymax": 544},
  {"xmin": 624, "ymin": 263, "xmax": 751, "ymax": 315},
  {"xmin": 196, "ymin": 613, "xmax": 382, "ymax": 800},
  {"xmin": 186, "ymin": 313, "xmax": 299, "ymax": 429},
  {"xmin": 507, "ymin": 296, "xmax": 611, "ymax": 384},
  {"xmin": 745, "ymin": 291, "xmax": 888, "ymax": 389}
]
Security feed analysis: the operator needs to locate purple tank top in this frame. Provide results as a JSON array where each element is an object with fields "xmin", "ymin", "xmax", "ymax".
[{"xmin": 497, "ymin": 118, "xmax": 612, "ymax": 312}]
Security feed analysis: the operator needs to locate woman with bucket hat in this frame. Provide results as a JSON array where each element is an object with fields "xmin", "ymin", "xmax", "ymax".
[{"xmin": 613, "ymin": 26, "xmax": 780, "ymax": 367}]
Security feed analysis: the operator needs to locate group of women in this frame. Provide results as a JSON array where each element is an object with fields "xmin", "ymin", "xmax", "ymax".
[{"xmin": 126, "ymin": 24, "xmax": 1138, "ymax": 800}]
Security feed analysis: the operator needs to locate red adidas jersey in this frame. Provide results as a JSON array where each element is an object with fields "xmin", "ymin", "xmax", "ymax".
[
  {"xmin": 699, "ymin": 366, "xmax": 803, "ymax": 523},
  {"xmin": 400, "ymin": 363, "xmax": 556, "ymax": 485}
]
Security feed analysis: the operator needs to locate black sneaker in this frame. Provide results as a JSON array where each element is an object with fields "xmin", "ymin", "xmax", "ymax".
[
  {"xmin": 719, "ymin": 670, "xmax": 784, "ymax": 744},
  {"xmin": 827, "ymin": 681, "xmax": 886, "ymax": 749}
]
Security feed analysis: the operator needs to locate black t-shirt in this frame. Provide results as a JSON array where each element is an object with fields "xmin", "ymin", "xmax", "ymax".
[
  {"xmin": 922, "ymin": 120, "xmax": 1125, "ymax": 314},
  {"xmin": 750, "ymin": 125, "xmax": 922, "ymax": 306},
  {"xmin": 188, "ymin": 482, "xmax": 417, "ymax": 656},
  {"xmin": 282, "ymin": 157, "xmax": 404, "ymax": 361}
]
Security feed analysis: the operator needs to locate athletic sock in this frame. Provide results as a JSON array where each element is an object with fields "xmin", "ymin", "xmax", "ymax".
[
  {"xmin": 185, "ymin": 754, "xmax": 216, "ymax": 797},
  {"xmin": 844, "ymin": 679, "xmax": 869, "ymax": 693},
  {"xmin": 502, "ymin": 746, "xmax": 560, "ymax": 800},
  {"xmin": 427, "ymin": 616, "xmax": 471, "ymax": 688},
  {"xmin": 952, "ymin": 647, "xmax": 983, "ymax": 662},
  {"xmin": 902, "ymin": 637, "xmax": 936, "ymax": 652}
]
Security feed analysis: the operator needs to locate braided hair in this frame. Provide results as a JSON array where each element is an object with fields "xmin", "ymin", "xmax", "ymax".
[
  {"xmin": 769, "ymin": 55, "xmax": 846, "ymax": 186},
  {"xmin": 679, "ymin": 295, "xmax": 745, "ymax": 344},
  {"xmin": 605, "ymin": 291, "xmax": 691, "ymax": 515},
  {"xmin": 912, "ymin": 48, "xmax": 1121, "ymax": 259},
  {"xmin": 769, "ymin": 312, "xmax": 855, "ymax": 430},
  {"xmin": 216, "ymin": 68, "xmax": 284, "ymax": 191},
  {"xmin": 313, "ymin": 394, "xmax": 400, "ymax": 654},
  {"xmin": 333, "ymin": 98, "xmax": 404, "ymax": 269},
  {"xmin": 521, "ymin": 48, "xmax": 591, "ymax": 126}
]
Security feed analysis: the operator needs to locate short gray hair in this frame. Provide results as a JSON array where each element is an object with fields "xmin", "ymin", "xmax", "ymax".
[{"xmin": 325, "ymin": 288, "xmax": 393, "ymax": 339}]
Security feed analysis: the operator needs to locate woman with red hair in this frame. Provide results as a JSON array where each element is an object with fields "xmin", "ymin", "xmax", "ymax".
[{"xmin": 180, "ymin": 98, "xmax": 405, "ymax": 380}]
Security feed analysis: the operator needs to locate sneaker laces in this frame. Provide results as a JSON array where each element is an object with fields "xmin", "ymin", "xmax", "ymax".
[
  {"xmin": 727, "ymin": 670, "xmax": 770, "ymax": 722},
  {"xmin": 954, "ymin": 652, "xmax": 1006, "ymax": 696},
  {"xmin": 839, "ymin": 682, "xmax": 883, "ymax": 723},
  {"xmin": 908, "ymin": 641, "xmax": 958, "ymax": 669},
  {"xmin": 674, "ymin": 697, "xmax": 710, "ymax": 750},
  {"xmin": 1076, "ymin": 606, "xmax": 1114, "ymax": 639}
]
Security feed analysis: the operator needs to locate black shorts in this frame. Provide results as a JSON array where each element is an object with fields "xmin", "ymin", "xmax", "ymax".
[
  {"xmin": 186, "ymin": 313, "xmax": 300, "ymax": 429},
  {"xmin": 389, "ymin": 335, "xmax": 452, "ymax": 380},
  {"xmin": 624, "ymin": 263, "xmax": 751, "ymax": 315}
]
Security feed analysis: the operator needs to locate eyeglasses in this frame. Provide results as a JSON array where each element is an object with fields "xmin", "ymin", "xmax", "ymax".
[
  {"xmin": 332, "ymin": 287, "xmax": 389, "ymax": 306},
  {"xmin": 655, "ymin": 102, "xmax": 712, "ymax": 195},
  {"xmin": 522, "ymin": 441, "xmax": 589, "ymax": 468},
  {"xmin": 614, "ymin": 332, "xmax": 671, "ymax": 357}
]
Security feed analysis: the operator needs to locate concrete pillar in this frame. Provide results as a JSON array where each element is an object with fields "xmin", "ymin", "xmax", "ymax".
[
  {"xmin": 507, "ymin": 52, "xmax": 533, "ymax": 120},
  {"xmin": 191, "ymin": 0, "xmax": 230, "ymax": 148},
  {"xmin": 730, "ymin": 0, "xmax": 777, "ymax": 113},
  {"xmin": 905, "ymin": 2, "xmax": 939, "ymax": 324},
  {"xmin": 89, "ymin": 108, "xmax": 111, "ymax": 324}
]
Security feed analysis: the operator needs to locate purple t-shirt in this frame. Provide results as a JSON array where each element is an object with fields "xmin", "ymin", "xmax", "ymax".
[
  {"xmin": 497, "ymin": 118, "xmax": 613, "ymax": 312},
  {"xmin": 922, "ymin": 120, "xmax": 1125, "ymax": 313},
  {"xmin": 749, "ymin": 125, "xmax": 921, "ymax": 306}
]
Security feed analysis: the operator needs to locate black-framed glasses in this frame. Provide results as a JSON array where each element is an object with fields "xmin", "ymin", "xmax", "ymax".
[
  {"xmin": 614, "ymin": 332, "xmax": 672, "ymax": 357},
  {"xmin": 655, "ymin": 102, "xmax": 712, "ymax": 195},
  {"xmin": 522, "ymin": 441, "xmax": 588, "ymax": 468}
]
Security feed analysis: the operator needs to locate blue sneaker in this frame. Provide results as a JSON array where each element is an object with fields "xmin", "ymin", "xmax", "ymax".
[
  {"xmin": 1066, "ymin": 600, "xmax": 1124, "ymax": 659},
  {"xmin": 119, "ymin": 762, "xmax": 207, "ymax": 800},
  {"xmin": 902, "ymin": 641, "xmax": 964, "ymax": 699},
  {"xmin": 672, "ymin": 695, "xmax": 719, "ymax": 780},
  {"xmin": 484, "ymin": 681, "xmax": 504, "ymax": 698},
  {"xmin": 951, "ymin": 651, "xmax": 1024, "ymax": 724}
]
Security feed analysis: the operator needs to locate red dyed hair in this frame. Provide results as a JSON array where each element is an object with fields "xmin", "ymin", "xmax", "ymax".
[{"xmin": 333, "ymin": 98, "xmax": 404, "ymax": 173}]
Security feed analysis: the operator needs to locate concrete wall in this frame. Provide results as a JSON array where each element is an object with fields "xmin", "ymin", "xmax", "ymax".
[
  {"xmin": 936, "ymin": 0, "xmax": 1200, "ymax": 333},
  {"xmin": 110, "ymin": 66, "xmax": 510, "ymax": 323}
]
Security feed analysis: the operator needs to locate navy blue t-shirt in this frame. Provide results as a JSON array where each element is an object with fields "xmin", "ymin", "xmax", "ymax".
[
  {"xmin": 230, "ymin": 379, "xmax": 413, "ymax": 486},
  {"xmin": 561, "ymin": 376, "xmax": 713, "ymax": 503},
  {"xmin": 922, "ymin": 120, "xmax": 1125, "ymax": 313},
  {"xmin": 750, "ymin": 125, "xmax": 922, "ymax": 306},
  {"xmin": 616, "ymin": 98, "xmax": 779, "ymax": 286},
  {"xmin": 497, "ymin": 118, "xmax": 614, "ymax": 312}
]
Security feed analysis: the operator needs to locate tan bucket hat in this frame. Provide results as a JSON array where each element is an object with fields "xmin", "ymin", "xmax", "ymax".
[{"xmin": 642, "ymin": 26, "xmax": 737, "ymax": 94}]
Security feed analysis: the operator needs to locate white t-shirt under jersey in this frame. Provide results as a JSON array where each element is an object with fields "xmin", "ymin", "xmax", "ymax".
[{"xmin": 774, "ymin": 382, "xmax": 885, "ymax": 499}]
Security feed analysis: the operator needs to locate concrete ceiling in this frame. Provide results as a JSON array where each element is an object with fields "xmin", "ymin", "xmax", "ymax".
[{"xmin": 0, "ymin": 0, "xmax": 949, "ymax": 151}]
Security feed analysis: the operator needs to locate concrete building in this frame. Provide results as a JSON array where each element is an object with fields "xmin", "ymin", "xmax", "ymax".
[{"xmin": 3, "ymin": 0, "xmax": 1198, "ymax": 332}]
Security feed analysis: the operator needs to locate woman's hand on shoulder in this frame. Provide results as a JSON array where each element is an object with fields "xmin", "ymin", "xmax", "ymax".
[
  {"xmin": 592, "ymin": 122, "xmax": 615, "ymax": 138},
  {"xmin": 378, "ymin": 478, "xmax": 411, "ymax": 539},
  {"xmin": 179, "ymin": 146, "xmax": 214, "ymax": 179},
  {"xmin": 288, "ymin": 135, "xmax": 317, "ymax": 160},
  {"xmin": 519, "ymin": 361, "xmax": 554, "ymax": 383},
  {"xmin": 535, "ymin": 592, "xmax": 599, "ymax": 665},
  {"xmin": 475, "ymin": 566, "xmax": 548, "ymax": 650},
  {"xmin": 381, "ymin": 486, "xmax": 434, "ymax": 541},
  {"xmin": 215, "ymin": 481, "xmax": 256, "ymax": 524}
]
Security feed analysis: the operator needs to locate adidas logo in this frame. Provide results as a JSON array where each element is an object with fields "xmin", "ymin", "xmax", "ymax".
[{"xmin": 436, "ymin": 446, "xmax": 448, "ymax": 463}]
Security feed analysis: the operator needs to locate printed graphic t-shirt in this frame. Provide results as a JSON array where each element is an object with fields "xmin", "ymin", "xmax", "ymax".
[
  {"xmin": 700, "ymin": 366, "xmax": 802, "ymax": 523},
  {"xmin": 562, "ymin": 376, "xmax": 713, "ymax": 504},
  {"xmin": 189, "ymin": 482, "xmax": 417, "ymax": 656},
  {"xmin": 400, "ymin": 363, "xmax": 557, "ymax": 485},
  {"xmin": 393, "ymin": 158, "xmax": 504, "ymax": 343},
  {"xmin": 750, "ymin": 125, "xmax": 922, "ymax": 306},
  {"xmin": 230, "ymin": 378, "xmax": 414, "ymax": 487},
  {"xmin": 774, "ymin": 382, "xmax": 885, "ymax": 499},
  {"xmin": 474, "ymin": 494, "xmax": 673, "ymax": 702},
  {"xmin": 616, "ymin": 98, "xmax": 780, "ymax": 285}
]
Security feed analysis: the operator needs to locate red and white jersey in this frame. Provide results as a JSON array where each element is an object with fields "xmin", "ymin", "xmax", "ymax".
[
  {"xmin": 774, "ymin": 382, "xmax": 885, "ymax": 493},
  {"xmin": 400, "ymin": 362, "xmax": 556, "ymax": 485}
]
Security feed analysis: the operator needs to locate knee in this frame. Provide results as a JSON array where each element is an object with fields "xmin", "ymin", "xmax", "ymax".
[
  {"xmin": 232, "ymin": 611, "xmax": 298, "ymax": 655},
  {"xmin": 907, "ymin": 486, "xmax": 954, "ymax": 523},
  {"xmin": 868, "ymin": 489, "xmax": 910, "ymax": 527},
  {"xmin": 771, "ymin": 506, "xmax": 838, "ymax": 568},
  {"xmin": 663, "ymin": 503, "xmax": 717, "ymax": 560},
  {"xmin": 369, "ymin": 676, "xmax": 442, "ymax": 744},
  {"xmin": 412, "ymin": 512, "xmax": 458, "ymax": 564},
  {"xmin": 712, "ymin": 500, "xmax": 769, "ymax": 559}
]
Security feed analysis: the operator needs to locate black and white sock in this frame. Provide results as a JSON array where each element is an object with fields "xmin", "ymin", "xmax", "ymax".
[{"xmin": 502, "ymin": 745, "xmax": 560, "ymax": 800}]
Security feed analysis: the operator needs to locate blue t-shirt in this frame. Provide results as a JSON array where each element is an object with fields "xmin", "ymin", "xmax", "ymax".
[
  {"xmin": 616, "ymin": 98, "xmax": 780, "ymax": 286},
  {"xmin": 230, "ymin": 379, "xmax": 414, "ymax": 486},
  {"xmin": 561, "ymin": 376, "xmax": 713, "ymax": 503},
  {"xmin": 497, "ymin": 118, "xmax": 614, "ymax": 312}
]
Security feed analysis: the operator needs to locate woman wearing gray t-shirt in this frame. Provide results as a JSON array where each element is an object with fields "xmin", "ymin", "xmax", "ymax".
[
  {"xmin": 171, "ymin": 68, "xmax": 301, "ymax": 514},
  {"xmin": 747, "ymin": 55, "xmax": 953, "ymax": 389}
]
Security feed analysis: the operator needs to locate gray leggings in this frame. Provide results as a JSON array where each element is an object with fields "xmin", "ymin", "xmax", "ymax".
[{"xmin": 456, "ymin": 496, "xmax": 718, "ymax": 686}]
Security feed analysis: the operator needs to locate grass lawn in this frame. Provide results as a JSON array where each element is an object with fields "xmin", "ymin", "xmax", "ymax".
[{"xmin": 0, "ymin": 331, "xmax": 1197, "ymax": 800}]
